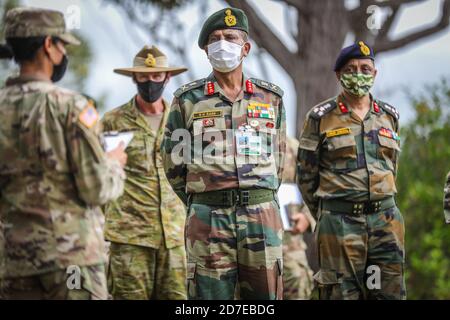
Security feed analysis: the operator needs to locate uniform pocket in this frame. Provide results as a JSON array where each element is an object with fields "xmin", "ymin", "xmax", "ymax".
[
  {"xmin": 323, "ymin": 134, "xmax": 357, "ymax": 171},
  {"xmin": 313, "ymin": 270, "xmax": 343, "ymax": 300},
  {"xmin": 377, "ymin": 135, "xmax": 400, "ymax": 171}
]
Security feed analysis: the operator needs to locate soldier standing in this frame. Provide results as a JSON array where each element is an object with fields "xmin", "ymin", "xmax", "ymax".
[
  {"xmin": 0, "ymin": 7, "xmax": 127, "ymax": 299},
  {"xmin": 101, "ymin": 46, "xmax": 188, "ymax": 300},
  {"xmin": 162, "ymin": 8, "xmax": 286, "ymax": 300},
  {"xmin": 297, "ymin": 41, "xmax": 405, "ymax": 299},
  {"xmin": 444, "ymin": 171, "xmax": 450, "ymax": 224}
]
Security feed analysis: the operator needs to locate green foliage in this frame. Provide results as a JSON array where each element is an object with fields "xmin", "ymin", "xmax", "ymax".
[{"xmin": 397, "ymin": 79, "xmax": 450, "ymax": 299}]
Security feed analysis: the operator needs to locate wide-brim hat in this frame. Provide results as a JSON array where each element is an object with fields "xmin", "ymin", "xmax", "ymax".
[{"xmin": 114, "ymin": 45, "xmax": 187, "ymax": 77}]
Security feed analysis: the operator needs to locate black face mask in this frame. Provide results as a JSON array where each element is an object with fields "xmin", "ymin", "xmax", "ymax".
[
  {"xmin": 136, "ymin": 79, "xmax": 166, "ymax": 103},
  {"xmin": 51, "ymin": 54, "xmax": 68, "ymax": 83}
]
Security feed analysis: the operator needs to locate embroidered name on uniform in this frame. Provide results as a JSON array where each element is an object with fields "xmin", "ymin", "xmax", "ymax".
[
  {"xmin": 193, "ymin": 110, "xmax": 223, "ymax": 120},
  {"xmin": 247, "ymin": 103, "xmax": 275, "ymax": 119},
  {"xmin": 326, "ymin": 128, "xmax": 351, "ymax": 138}
]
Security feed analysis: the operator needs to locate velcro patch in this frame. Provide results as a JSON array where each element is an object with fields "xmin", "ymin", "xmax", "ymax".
[
  {"xmin": 193, "ymin": 110, "xmax": 223, "ymax": 119},
  {"xmin": 79, "ymin": 103, "xmax": 99, "ymax": 129},
  {"xmin": 326, "ymin": 128, "xmax": 351, "ymax": 138}
]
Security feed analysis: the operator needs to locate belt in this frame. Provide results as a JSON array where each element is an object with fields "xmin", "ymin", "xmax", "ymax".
[
  {"xmin": 321, "ymin": 197, "xmax": 396, "ymax": 215},
  {"xmin": 190, "ymin": 189, "xmax": 276, "ymax": 207}
]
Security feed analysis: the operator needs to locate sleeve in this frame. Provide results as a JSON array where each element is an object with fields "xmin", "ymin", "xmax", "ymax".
[
  {"xmin": 162, "ymin": 97, "xmax": 188, "ymax": 205},
  {"xmin": 393, "ymin": 118, "xmax": 400, "ymax": 179},
  {"xmin": 297, "ymin": 114, "xmax": 321, "ymax": 218},
  {"xmin": 444, "ymin": 171, "xmax": 450, "ymax": 224},
  {"xmin": 276, "ymin": 98, "xmax": 287, "ymax": 189},
  {"xmin": 66, "ymin": 99, "xmax": 126, "ymax": 207}
]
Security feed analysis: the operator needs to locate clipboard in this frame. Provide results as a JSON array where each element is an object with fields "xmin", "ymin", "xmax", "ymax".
[{"xmin": 103, "ymin": 131, "xmax": 134, "ymax": 152}]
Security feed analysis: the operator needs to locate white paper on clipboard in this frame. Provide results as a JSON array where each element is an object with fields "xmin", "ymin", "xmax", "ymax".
[{"xmin": 103, "ymin": 131, "xmax": 134, "ymax": 152}]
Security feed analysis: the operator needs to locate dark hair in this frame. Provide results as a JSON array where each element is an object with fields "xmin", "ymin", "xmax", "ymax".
[{"xmin": 0, "ymin": 36, "xmax": 62, "ymax": 63}]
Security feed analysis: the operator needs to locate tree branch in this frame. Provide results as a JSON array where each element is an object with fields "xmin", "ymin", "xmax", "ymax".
[
  {"xmin": 375, "ymin": 0, "xmax": 450, "ymax": 53},
  {"xmin": 224, "ymin": 0, "xmax": 295, "ymax": 72}
]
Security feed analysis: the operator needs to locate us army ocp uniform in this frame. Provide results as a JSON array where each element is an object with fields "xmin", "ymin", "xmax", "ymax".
[
  {"xmin": 102, "ymin": 46, "xmax": 188, "ymax": 300},
  {"xmin": 163, "ymin": 74, "xmax": 286, "ymax": 300},
  {"xmin": 298, "ymin": 42, "xmax": 405, "ymax": 300},
  {"xmin": 0, "ymin": 7, "xmax": 125, "ymax": 301}
]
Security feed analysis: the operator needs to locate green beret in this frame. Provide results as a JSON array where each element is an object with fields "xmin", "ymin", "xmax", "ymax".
[{"xmin": 198, "ymin": 8, "xmax": 249, "ymax": 48}]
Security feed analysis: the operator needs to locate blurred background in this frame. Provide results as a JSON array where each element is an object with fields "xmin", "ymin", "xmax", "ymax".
[{"xmin": 1, "ymin": 0, "xmax": 449, "ymax": 299}]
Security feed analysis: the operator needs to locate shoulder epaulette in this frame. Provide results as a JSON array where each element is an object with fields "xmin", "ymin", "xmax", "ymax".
[
  {"xmin": 376, "ymin": 100, "xmax": 400, "ymax": 120},
  {"xmin": 309, "ymin": 99, "xmax": 337, "ymax": 120},
  {"xmin": 250, "ymin": 78, "xmax": 284, "ymax": 97},
  {"xmin": 174, "ymin": 78, "xmax": 206, "ymax": 98}
]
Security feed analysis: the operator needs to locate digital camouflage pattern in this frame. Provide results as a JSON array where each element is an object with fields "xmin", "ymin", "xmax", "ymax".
[
  {"xmin": 298, "ymin": 94, "xmax": 405, "ymax": 300},
  {"xmin": 1, "ymin": 264, "xmax": 107, "ymax": 300},
  {"xmin": 107, "ymin": 242, "xmax": 186, "ymax": 300},
  {"xmin": 163, "ymin": 73, "xmax": 286, "ymax": 299},
  {"xmin": 0, "ymin": 75, "xmax": 125, "ymax": 280},
  {"xmin": 186, "ymin": 200, "xmax": 283, "ymax": 300},
  {"xmin": 101, "ymin": 98, "xmax": 186, "ymax": 249},
  {"xmin": 281, "ymin": 137, "xmax": 314, "ymax": 300},
  {"xmin": 4, "ymin": 7, "xmax": 80, "ymax": 45},
  {"xmin": 101, "ymin": 98, "xmax": 187, "ymax": 300},
  {"xmin": 297, "ymin": 95, "xmax": 400, "ymax": 217},
  {"xmin": 445, "ymin": 171, "xmax": 450, "ymax": 224}
]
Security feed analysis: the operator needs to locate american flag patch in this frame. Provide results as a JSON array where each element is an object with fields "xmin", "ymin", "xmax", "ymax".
[{"xmin": 79, "ymin": 103, "xmax": 99, "ymax": 128}]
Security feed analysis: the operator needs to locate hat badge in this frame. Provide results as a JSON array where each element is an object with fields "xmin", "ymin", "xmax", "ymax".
[
  {"xmin": 358, "ymin": 41, "xmax": 371, "ymax": 56},
  {"xmin": 224, "ymin": 9, "xmax": 237, "ymax": 27},
  {"xmin": 144, "ymin": 53, "xmax": 156, "ymax": 67}
]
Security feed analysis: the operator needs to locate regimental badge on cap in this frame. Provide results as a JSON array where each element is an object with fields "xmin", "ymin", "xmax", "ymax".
[
  {"xmin": 79, "ymin": 103, "xmax": 99, "ymax": 128},
  {"xmin": 145, "ymin": 53, "xmax": 156, "ymax": 67},
  {"xmin": 247, "ymin": 103, "xmax": 275, "ymax": 119},
  {"xmin": 359, "ymin": 41, "xmax": 371, "ymax": 56},
  {"xmin": 224, "ymin": 9, "xmax": 237, "ymax": 27}
]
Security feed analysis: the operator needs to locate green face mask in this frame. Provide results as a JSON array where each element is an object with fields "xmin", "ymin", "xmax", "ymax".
[{"xmin": 340, "ymin": 73, "xmax": 374, "ymax": 97}]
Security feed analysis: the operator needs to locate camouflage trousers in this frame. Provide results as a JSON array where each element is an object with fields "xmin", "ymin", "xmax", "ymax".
[
  {"xmin": 282, "ymin": 232, "xmax": 314, "ymax": 300},
  {"xmin": 186, "ymin": 200, "xmax": 284, "ymax": 300},
  {"xmin": 314, "ymin": 204, "xmax": 406, "ymax": 300},
  {"xmin": 0, "ymin": 264, "xmax": 107, "ymax": 300},
  {"xmin": 107, "ymin": 242, "xmax": 187, "ymax": 300}
]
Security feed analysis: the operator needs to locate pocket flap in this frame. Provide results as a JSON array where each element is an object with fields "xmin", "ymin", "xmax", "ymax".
[
  {"xmin": 299, "ymin": 137, "xmax": 319, "ymax": 151},
  {"xmin": 378, "ymin": 135, "xmax": 400, "ymax": 151},
  {"xmin": 313, "ymin": 270, "xmax": 341, "ymax": 285},
  {"xmin": 326, "ymin": 134, "xmax": 356, "ymax": 151}
]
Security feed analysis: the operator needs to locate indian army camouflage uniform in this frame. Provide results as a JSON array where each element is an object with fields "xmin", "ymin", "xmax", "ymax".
[
  {"xmin": 297, "ymin": 95, "xmax": 406, "ymax": 300},
  {"xmin": 444, "ymin": 171, "xmax": 450, "ymax": 224},
  {"xmin": 102, "ymin": 98, "xmax": 187, "ymax": 300},
  {"xmin": 281, "ymin": 137, "xmax": 315, "ymax": 300},
  {"xmin": 162, "ymin": 74, "xmax": 286, "ymax": 300},
  {"xmin": 0, "ymin": 75, "xmax": 125, "ymax": 299}
]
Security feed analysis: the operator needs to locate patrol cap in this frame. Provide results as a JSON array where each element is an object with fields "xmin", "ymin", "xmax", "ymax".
[
  {"xmin": 198, "ymin": 7, "xmax": 249, "ymax": 48},
  {"xmin": 334, "ymin": 41, "xmax": 374, "ymax": 72},
  {"xmin": 4, "ymin": 7, "xmax": 80, "ymax": 45}
]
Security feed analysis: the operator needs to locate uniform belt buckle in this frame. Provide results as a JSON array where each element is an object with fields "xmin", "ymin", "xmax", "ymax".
[
  {"xmin": 240, "ymin": 190, "xmax": 250, "ymax": 206},
  {"xmin": 352, "ymin": 203, "xmax": 364, "ymax": 215},
  {"xmin": 370, "ymin": 201, "xmax": 382, "ymax": 213}
]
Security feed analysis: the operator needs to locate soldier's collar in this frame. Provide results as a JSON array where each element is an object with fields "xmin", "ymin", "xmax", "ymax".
[
  {"xmin": 336, "ymin": 93, "xmax": 380, "ymax": 115},
  {"xmin": 203, "ymin": 73, "xmax": 254, "ymax": 97},
  {"xmin": 5, "ymin": 74, "xmax": 51, "ymax": 86}
]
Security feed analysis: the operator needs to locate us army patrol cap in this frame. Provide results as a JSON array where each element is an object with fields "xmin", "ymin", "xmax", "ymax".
[
  {"xmin": 4, "ymin": 7, "xmax": 80, "ymax": 45},
  {"xmin": 334, "ymin": 41, "xmax": 375, "ymax": 72},
  {"xmin": 198, "ymin": 7, "xmax": 249, "ymax": 48},
  {"xmin": 114, "ymin": 45, "xmax": 188, "ymax": 77}
]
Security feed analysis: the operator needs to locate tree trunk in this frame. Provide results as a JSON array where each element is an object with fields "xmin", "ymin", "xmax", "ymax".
[{"xmin": 293, "ymin": 1, "xmax": 349, "ymax": 137}]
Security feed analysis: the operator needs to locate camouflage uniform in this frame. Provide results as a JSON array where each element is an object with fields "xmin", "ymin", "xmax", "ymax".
[
  {"xmin": 162, "ymin": 74, "xmax": 286, "ymax": 300},
  {"xmin": 280, "ymin": 137, "xmax": 314, "ymax": 300},
  {"xmin": 298, "ymin": 94, "xmax": 406, "ymax": 300},
  {"xmin": 102, "ymin": 98, "xmax": 187, "ymax": 300},
  {"xmin": 444, "ymin": 171, "xmax": 450, "ymax": 224},
  {"xmin": 0, "ymin": 8, "xmax": 125, "ymax": 300}
]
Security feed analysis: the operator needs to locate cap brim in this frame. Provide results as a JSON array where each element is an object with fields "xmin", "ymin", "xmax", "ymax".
[
  {"xmin": 114, "ymin": 66, "xmax": 188, "ymax": 77},
  {"xmin": 59, "ymin": 32, "xmax": 81, "ymax": 46}
]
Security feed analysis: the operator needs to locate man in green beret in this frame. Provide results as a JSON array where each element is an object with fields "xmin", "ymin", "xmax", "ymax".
[
  {"xmin": 0, "ymin": 7, "xmax": 127, "ymax": 300},
  {"xmin": 102, "ymin": 45, "xmax": 188, "ymax": 300},
  {"xmin": 163, "ymin": 7, "xmax": 286, "ymax": 300}
]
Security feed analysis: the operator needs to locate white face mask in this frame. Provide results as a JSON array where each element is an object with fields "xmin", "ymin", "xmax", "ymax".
[{"xmin": 207, "ymin": 40, "xmax": 244, "ymax": 73}]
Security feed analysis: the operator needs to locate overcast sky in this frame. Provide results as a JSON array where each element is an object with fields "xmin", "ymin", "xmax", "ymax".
[{"xmin": 24, "ymin": 0, "xmax": 450, "ymax": 136}]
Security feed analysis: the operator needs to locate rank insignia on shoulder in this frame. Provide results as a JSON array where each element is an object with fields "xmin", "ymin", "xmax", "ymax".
[
  {"xmin": 193, "ymin": 110, "xmax": 223, "ymax": 120},
  {"xmin": 310, "ymin": 101, "xmax": 336, "ymax": 119},
  {"xmin": 377, "ymin": 101, "xmax": 400, "ymax": 120},
  {"xmin": 250, "ymin": 78, "xmax": 284, "ymax": 97},
  {"xmin": 174, "ymin": 78, "xmax": 206, "ymax": 98},
  {"xmin": 247, "ymin": 103, "xmax": 275, "ymax": 119},
  {"xmin": 326, "ymin": 127, "xmax": 351, "ymax": 138},
  {"xmin": 79, "ymin": 102, "xmax": 99, "ymax": 129}
]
